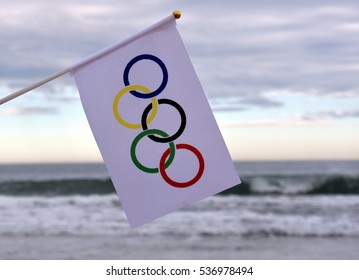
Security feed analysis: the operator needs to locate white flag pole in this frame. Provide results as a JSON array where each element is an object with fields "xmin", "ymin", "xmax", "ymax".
[
  {"xmin": 0, "ymin": 68, "xmax": 70, "ymax": 105},
  {"xmin": 0, "ymin": 11, "xmax": 181, "ymax": 106}
]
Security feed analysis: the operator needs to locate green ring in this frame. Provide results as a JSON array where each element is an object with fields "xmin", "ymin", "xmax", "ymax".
[{"xmin": 130, "ymin": 129, "xmax": 176, "ymax": 173}]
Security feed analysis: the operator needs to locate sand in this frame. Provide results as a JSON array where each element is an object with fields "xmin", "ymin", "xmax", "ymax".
[{"xmin": 1, "ymin": 235, "xmax": 358, "ymax": 260}]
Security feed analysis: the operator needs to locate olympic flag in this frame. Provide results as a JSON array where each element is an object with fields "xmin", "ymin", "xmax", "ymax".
[{"xmin": 71, "ymin": 14, "xmax": 241, "ymax": 227}]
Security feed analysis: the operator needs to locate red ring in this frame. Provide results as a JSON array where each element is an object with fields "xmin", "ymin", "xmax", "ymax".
[{"xmin": 159, "ymin": 143, "xmax": 205, "ymax": 188}]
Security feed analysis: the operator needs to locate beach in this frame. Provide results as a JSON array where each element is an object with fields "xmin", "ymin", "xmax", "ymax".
[
  {"xmin": 0, "ymin": 161, "xmax": 359, "ymax": 260},
  {"xmin": 1, "ymin": 235, "xmax": 359, "ymax": 260}
]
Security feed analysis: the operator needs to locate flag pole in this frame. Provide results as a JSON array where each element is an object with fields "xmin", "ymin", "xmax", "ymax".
[
  {"xmin": 0, "ymin": 11, "xmax": 181, "ymax": 106},
  {"xmin": 0, "ymin": 68, "xmax": 70, "ymax": 105}
]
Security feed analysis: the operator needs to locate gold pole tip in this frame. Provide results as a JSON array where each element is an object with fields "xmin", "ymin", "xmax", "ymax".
[{"xmin": 173, "ymin": 10, "xmax": 181, "ymax": 19}]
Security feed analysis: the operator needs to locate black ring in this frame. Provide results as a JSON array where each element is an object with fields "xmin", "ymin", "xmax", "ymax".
[
  {"xmin": 141, "ymin": 99, "xmax": 186, "ymax": 143},
  {"xmin": 123, "ymin": 54, "xmax": 168, "ymax": 99}
]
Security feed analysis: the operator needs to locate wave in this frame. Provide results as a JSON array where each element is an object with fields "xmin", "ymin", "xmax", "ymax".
[
  {"xmin": 0, "ymin": 175, "xmax": 358, "ymax": 196},
  {"xmin": 0, "ymin": 195, "xmax": 359, "ymax": 237},
  {"xmin": 0, "ymin": 179, "xmax": 115, "ymax": 196},
  {"xmin": 221, "ymin": 175, "xmax": 359, "ymax": 195}
]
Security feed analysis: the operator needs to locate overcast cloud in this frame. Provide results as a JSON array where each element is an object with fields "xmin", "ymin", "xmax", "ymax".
[
  {"xmin": 1, "ymin": 106, "xmax": 58, "ymax": 116},
  {"xmin": 1, "ymin": 0, "xmax": 359, "ymax": 162},
  {"xmin": 1, "ymin": 0, "xmax": 359, "ymax": 111}
]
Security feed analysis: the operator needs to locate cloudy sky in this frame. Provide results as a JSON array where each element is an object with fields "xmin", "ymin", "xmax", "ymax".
[{"xmin": 1, "ymin": 0, "xmax": 359, "ymax": 163}]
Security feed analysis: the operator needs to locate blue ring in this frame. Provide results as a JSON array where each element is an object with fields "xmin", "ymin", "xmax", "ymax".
[{"xmin": 123, "ymin": 54, "xmax": 168, "ymax": 99}]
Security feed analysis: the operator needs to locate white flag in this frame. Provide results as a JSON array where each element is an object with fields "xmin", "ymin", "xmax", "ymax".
[{"xmin": 71, "ymin": 14, "xmax": 241, "ymax": 227}]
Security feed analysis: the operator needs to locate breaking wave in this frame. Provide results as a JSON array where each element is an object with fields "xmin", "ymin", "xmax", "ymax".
[
  {"xmin": 0, "ymin": 195, "xmax": 359, "ymax": 237},
  {"xmin": 1, "ymin": 175, "xmax": 358, "ymax": 196}
]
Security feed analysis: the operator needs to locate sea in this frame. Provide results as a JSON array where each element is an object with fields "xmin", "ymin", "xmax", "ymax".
[{"xmin": 0, "ymin": 161, "xmax": 359, "ymax": 259}]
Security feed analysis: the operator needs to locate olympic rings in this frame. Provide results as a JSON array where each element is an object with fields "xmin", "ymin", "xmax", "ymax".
[
  {"xmin": 141, "ymin": 99, "xmax": 186, "ymax": 143},
  {"xmin": 113, "ymin": 54, "xmax": 205, "ymax": 188},
  {"xmin": 131, "ymin": 129, "xmax": 175, "ymax": 173},
  {"xmin": 123, "ymin": 54, "xmax": 168, "ymax": 99},
  {"xmin": 159, "ymin": 144, "xmax": 205, "ymax": 188},
  {"xmin": 113, "ymin": 84, "xmax": 158, "ymax": 129}
]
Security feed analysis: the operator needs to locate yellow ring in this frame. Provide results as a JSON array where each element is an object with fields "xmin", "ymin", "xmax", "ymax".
[{"xmin": 113, "ymin": 85, "xmax": 158, "ymax": 129}]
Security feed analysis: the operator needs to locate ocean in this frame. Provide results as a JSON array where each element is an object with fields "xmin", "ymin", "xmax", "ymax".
[{"xmin": 0, "ymin": 161, "xmax": 359, "ymax": 259}]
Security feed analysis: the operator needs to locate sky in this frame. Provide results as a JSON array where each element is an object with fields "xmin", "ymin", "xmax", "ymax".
[{"xmin": 1, "ymin": 0, "xmax": 359, "ymax": 163}]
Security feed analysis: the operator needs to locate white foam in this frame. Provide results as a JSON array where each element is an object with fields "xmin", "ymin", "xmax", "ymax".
[{"xmin": 1, "ymin": 194, "xmax": 358, "ymax": 237}]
